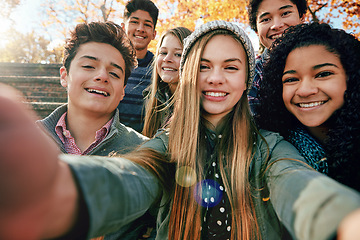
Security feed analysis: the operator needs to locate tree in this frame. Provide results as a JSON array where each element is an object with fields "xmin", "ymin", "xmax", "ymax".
[
  {"xmin": 41, "ymin": 0, "xmax": 359, "ymax": 52},
  {"xmin": 0, "ymin": 30, "xmax": 62, "ymax": 63},
  {"xmin": 153, "ymin": 0, "xmax": 359, "ymax": 40},
  {"xmin": 41, "ymin": 0, "xmax": 123, "ymax": 41},
  {"xmin": 307, "ymin": 0, "xmax": 360, "ymax": 39},
  {"xmin": 0, "ymin": 0, "xmax": 21, "ymax": 18},
  {"xmin": 2, "ymin": 0, "xmax": 358, "ymax": 63}
]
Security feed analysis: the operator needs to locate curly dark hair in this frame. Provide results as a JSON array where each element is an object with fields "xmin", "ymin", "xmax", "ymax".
[
  {"xmin": 63, "ymin": 21, "xmax": 137, "ymax": 85},
  {"xmin": 247, "ymin": 0, "xmax": 308, "ymax": 33},
  {"xmin": 255, "ymin": 22, "xmax": 360, "ymax": 190}
]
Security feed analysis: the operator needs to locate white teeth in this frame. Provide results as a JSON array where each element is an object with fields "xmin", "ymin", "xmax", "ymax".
[
  {"xmin": 271, "ymin": 34, "xmax": 282, "ymax": 39},
  {"xmin": 298, "ymin": 101, "xmax": 324, "ymax": 108},
  {"xmin": 86, "ymin": 89, "xmax": 109, "ymax": 96},
  {"xmin": 205, "ymin": 92, "xmax": 227, "ymax": 97},
  {"xmin": 163, "ymin": 68, "xmax": 176, "ymax": 71},
  {"xmin": 135, "ymin": 36, "xmax": 145, "ymax": 39}
]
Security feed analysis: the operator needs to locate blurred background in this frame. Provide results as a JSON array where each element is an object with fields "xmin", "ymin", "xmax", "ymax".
[{"xmin": 0, "ymin": 0, "xmax": 359, "ymax": 64}]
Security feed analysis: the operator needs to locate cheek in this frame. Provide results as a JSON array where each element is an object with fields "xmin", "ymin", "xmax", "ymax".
[
  {"xmin": 282, "ymin": 87, "xmax": 293, "ymax": 109},
  {"xmin": 174, "ymin": 58, "xmax": 181, "ymax": 69},
  {"xmin": 257, "ymin": 26, "xmax": 267, "ymax": 38},
  {"xmin": 198, "ymin": 73, "xmax": 207, "ymax": 89},
  {"xmin": 156, "ymin": 58, "xmax": 163, "ymax": 73}
]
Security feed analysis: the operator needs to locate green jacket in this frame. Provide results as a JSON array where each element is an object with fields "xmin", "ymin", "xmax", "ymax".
[{"xmin": 62, "ymin": 129, "xmax": 360, "ymax": 239}]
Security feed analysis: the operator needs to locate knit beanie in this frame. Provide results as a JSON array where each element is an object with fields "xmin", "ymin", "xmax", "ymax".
[{"xmin": 180, "ymin": 20, "xmax": 255, "ymax": 91}]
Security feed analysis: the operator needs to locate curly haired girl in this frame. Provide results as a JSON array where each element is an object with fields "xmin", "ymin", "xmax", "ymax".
[{"xmin": 255, "ymin": 22, "xmax": 360, "ymax": 191}]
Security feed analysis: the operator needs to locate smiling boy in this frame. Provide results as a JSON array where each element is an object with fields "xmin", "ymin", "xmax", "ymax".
[
  {"xmin": 39, "ymin": 21, "xmax": 147, "ymax": 157},
  {"xmin": 39, "ymin": 21, "xmax": 152, "ymax": 240},
  {"xmin": 247, "ymin": 0, "xmax": 307, "ymax": 114},
  {"xmin": 117, "ymin": 0, "xmax": 159, "ymax": 132}
]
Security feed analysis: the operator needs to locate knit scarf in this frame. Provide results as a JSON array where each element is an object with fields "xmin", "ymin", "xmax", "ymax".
[{"xmin": 287, "ymin": 127, "xmax": 328, "ymax": 174}]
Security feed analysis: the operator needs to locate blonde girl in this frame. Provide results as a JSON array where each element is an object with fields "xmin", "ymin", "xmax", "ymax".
[{"xmin": 142, "ymin": 27, "xmax": 192, "ymax": 137}]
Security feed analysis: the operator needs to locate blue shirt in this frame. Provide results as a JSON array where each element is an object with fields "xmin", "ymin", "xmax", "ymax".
[{"xmin": 117, "ymin": 51, "xmax": 154, "ymax": 132}]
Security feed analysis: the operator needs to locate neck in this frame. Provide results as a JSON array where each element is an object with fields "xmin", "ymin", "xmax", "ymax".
[
  {"xmin": 66, "ymin": 107, "xmax": 113, "ymax": 152},
  {"xmin": 307, "ymin": 125, "xmax": 329, "ymax": 144},
  {"xmin": 168, "ymin": 82, "xmax": 178, "ymax": 95},
  {"xmin": 136, "ymin": 48, "xmax": 148, "ymax": 59}
]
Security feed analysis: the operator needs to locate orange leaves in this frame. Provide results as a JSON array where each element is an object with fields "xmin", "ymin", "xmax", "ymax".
[{"xmin": 307, "ymin": 0, "xmax": 359, "ymax": 39}]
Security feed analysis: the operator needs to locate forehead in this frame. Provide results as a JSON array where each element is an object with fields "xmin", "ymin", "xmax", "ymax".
[
  {"xmin": 257, "ymin": 0, "xmax": 297, "ymax": 15},
  {"xmin": 202, "ymin": 34, "xmax": 246, "ymax": 59},
  {"xmin": 74, "ymin": 42, "xmax": 125, "ymax": 65},
  {"xmin": 127, "ymin": 10, "xmax": 154, "ymax": 24},
  {"xmin": 160, "ymin": 34, "xmax": 182, "ymax": 48},
  {"xmin": 285, "ymin": 45, "xmax": 341, "ymax": 68}
]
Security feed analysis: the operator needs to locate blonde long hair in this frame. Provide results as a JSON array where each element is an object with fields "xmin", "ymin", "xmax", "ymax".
[
  {"xmin": 142, "ymin": 27, "xmax": 192, "ymax": 138},
  {"xmin": 168, "ymin": 29, "xmax": 259, "ymax": 240}
]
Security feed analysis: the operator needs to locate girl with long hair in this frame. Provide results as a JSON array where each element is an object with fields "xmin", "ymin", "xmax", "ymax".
[
  {"xmin": 142, "ymin": 27, "xmax": 192, "ymax": 137},
  {"xmin": 1, "ymin": 21, "xmax": 360, "ymax": 240},
  {"xmin": 255, "ymin": 22, "xmax": 360, "ymax": 192}
]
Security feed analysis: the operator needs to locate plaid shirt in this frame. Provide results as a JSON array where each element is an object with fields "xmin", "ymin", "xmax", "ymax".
[
  {"xmin": 247, "ymin": 48, "xmax": 270, "ymax": 115},
  {"xmin": 55, "ymin": 112, "xmax": 113, "ymax": 155}
]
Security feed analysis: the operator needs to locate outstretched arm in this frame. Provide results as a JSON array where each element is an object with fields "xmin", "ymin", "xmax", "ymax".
[
  {"xmin": 264, "ymin": 134, "xmax": 360, "ymax": 240},
  {"xmin": 0, "ymin": 84, "xmax": 78, "ymax": 239},
  {"xmin": 0, "ymin": 84, "xmax": 162, "ymax": 239}
]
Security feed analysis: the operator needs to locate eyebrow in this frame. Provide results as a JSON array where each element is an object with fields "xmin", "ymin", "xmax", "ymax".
[
  {"xmin": 258, "ymin": 5, "xmax": 294, "ymax": 19},
  {"xmin": 130, "ymin": 16, "xmax": 154, "ymax": 25},
  {"xmin": 160, "ymin": 47, "xmax": 183, "ymax": 51},
  {"xmin": 283, "ymin": 63, "xmax": 339, "ymax": 76},
  {"xmin": 201, "ymin": 58, "xmax": 243, "ymax": 63},
  {"xmin": 80, "ymin": 55, "xmax": 124, "ymax": 73}
]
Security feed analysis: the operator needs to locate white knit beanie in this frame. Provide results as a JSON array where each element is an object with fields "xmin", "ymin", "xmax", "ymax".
[{"xmin": 180, "ymin": 20, "xmax": 255, "ymax": 90}]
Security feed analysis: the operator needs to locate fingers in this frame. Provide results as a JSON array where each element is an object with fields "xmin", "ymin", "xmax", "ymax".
[{"xmin": 338, "ymin": 208, "xmax": 360, "ymax": 240}]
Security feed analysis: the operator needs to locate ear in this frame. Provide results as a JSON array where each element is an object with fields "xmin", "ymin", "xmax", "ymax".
[
  {"xmin": 121, "ymin": 22, "xmax": 125, "ymax": 30},
  {"xmin": 119, "ymin": 85, "xmax": 126, "ymax": 102},
  {"xmin": 151, "ymin": 30, "xmax": 157, "ymax": 40},
  {"xmin": 59, "ymin": 66, "xmax": 68, "ymax": 88},
  {"xmin": 122, "ymin": 85, "xmax": 126, "ymax": 98}
]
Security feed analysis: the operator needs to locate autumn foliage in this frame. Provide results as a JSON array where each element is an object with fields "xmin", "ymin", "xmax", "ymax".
[{"xmin": 1, "ymin": 0, "xmax": 359, "ymax": 63}]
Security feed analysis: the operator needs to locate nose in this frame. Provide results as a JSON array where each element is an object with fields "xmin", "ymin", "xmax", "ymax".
[
  {"xmin": 270, "ymin": 17, "xmax": 285, "ymax": 31},
  {"xmin": 163, "ymin": 53, "xmax": 174, "ymax": 63},
  {"xmin": 136, "ymin": 23, "xmax": 145, "ymax": 32},
  {"xmin": 295, "ymin": 79, "xmax": 318, "ymax": 97},
  {"xmin": 95, "ymin": 68, "xmax": 109, "ymax": 83},
  {"xmin": 207, "ymin": 67, "xmax": 224, "ymax": 85}
]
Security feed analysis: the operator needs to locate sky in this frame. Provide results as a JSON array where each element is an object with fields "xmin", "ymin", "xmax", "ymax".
[{"xmin": 0, "ymin": 0, "xmax": 43, "ymax": 47}]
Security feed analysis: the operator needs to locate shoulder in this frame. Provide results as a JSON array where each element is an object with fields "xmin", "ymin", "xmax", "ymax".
[
  {"xmin": 37, "ymin": 104, "xmax": 67, "ymax": 130},
  {"xmin": 255, "ymin": 129, "xmax": 304, "ymax": 163},
  {"xmin": 112, "ymin": 111, "xmax": 149, "ymax": 142},
  {"xmin": 256, "ymin": 129, "xmax": 284, "ymax": 149},
  {"xmin": 139, "ymin": 129, "xmax": 169, "ymax": 154},
  {"xmin": 116, "ymin": 121, "xmax": 149, "ymax": 143}
]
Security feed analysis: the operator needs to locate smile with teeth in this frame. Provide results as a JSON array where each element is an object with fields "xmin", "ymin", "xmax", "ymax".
[
  {"xmin": 163, "ymin": 67, "xmax": 177, "ymax": 71},
  {"xmin": 297, "ymin": 101, "xmax": 325, "ymax": 108},
  {"xmin": 86, "ymin": 88, "xmax": 109, "ymax": 97},
  {"xmin": 135, "ymin": 35, "xmax": 145, "ymax": 39},
  {"xmin": 270, "ymin": 34, "xmax": 282, "ymax": 40},
  {"xmin": 204, "ymin": 92, "xmax": 227, "ymax": 97}
]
